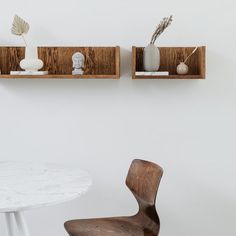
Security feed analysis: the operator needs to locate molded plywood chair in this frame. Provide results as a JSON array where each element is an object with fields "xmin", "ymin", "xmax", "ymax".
[{"xmin": 64, "ymin": 159, "xmax": 163, "ymax": 236}]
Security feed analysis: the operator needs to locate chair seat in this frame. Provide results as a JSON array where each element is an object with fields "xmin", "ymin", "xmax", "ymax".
[{"xmin": 64, "ymin": 216, "xmax": 147, "ymax": 236}]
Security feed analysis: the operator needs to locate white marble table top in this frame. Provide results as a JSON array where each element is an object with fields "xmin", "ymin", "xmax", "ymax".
[{"xmin": 0, "ymin": 161, "xmax": 92, "ymax": 212}]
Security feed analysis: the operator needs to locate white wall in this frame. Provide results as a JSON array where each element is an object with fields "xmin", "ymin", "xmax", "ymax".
[{"xmin": 0, "ymin": 0, "xmax": 236, "ymax": 235}]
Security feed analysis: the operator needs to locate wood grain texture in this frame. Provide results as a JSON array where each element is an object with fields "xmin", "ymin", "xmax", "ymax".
[
  {"xmin": 0, "ymin": 46, "xmax": 120, "ymax": 79},
  {"xmin": 64, "ymin": 159, "xmax": 163, "ymax": 236},
  {"xmin": 132, "ymin": 46, "xmax": 206, "ymax": 79},
  {"xmin": 132, "ymin": 46, "xmax": 137, "ymax": 80}
]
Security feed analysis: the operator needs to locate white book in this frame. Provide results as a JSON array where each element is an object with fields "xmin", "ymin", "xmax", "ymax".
[
  {"xmin": 136, "ymin": 71, "xmax": 169, "ymax": 76},
  {"xmin": 10, "ymin": 71, "xmax": 48, "ymax": 75}
]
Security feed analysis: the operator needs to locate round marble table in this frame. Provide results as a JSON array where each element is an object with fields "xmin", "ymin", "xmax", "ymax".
[{"xmin": 0, "ymin": 161, "xmax": 92, "ymax": 236}]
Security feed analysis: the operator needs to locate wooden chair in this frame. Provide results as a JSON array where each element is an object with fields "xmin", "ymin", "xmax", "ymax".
[{"xmin": 64, "ymin": 159, "xmax": 163, "ymax": 236}]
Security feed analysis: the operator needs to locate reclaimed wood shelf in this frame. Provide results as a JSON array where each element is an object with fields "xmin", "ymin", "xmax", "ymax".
[
  {"xmin": 0, "ymin": 46, "xmax": 120, "ymax": 79},
  {"xmin": 132, "ymin": 46, "xmax": 206, "ymax": 79}
]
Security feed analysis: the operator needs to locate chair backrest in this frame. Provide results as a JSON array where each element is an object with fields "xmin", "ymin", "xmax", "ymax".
[{"xmin": 126, "ymin": 159, "xmax": 163, "ymax": 206}]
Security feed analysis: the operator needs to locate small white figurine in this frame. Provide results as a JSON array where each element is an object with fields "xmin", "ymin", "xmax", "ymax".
[{"xmin": 72, "ymin": 52, "xmax": 85, "ymax": 75}]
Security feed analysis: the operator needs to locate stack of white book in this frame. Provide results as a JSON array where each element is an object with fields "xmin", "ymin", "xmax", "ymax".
[
  {"xmin": 135, "ymin": 71, "xmax": 169, "ymax": 76},
  {"xmin": 10, "ymin": 71, "xmax": 48, "ymax": 75}
]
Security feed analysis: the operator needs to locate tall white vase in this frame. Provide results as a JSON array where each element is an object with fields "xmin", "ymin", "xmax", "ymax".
[
  {"xmin": 20, "ymin": 46, "xmax": 43, "ymax": 72},
  {"xmin": 143, "ymin": 44, "xmax": 160, "ymax": 71}
]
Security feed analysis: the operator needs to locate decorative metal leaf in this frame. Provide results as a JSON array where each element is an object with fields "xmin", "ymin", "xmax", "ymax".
[{"xmin": 11, "ymin": 15, "xmax": 30, "ymax": 36}]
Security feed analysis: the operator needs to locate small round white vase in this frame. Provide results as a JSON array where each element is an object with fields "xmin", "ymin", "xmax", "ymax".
[
  {"xmin": 177, "ymin": 62, "xmax": 189, "ymax": 75},
  {"xmin": 20, "ymin": 46, "xmax": 43, "ymax": 72},
  {"xmin": 143, "ymin": 44, "xmax": 160, "ymax": 71}
]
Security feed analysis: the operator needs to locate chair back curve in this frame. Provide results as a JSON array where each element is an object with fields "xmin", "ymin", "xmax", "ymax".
[{"xmin": 126, "ymin": 159, "xmax": 163, "ymax": 206}]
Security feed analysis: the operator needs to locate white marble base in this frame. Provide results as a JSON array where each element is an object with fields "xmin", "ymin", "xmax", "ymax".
[
  {"xmin": 10, "ymin": 71, "xmax": 48, "ymax": 75},
  {"xmin": 135, "ymin": 71, "xmax": 169, "ymax": 76},
  {"xmin": 72, "ymin": 68, "xmax": 84, "ymax": 75}
]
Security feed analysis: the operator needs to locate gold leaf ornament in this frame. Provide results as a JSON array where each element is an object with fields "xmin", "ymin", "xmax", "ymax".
[{"xmin": 11, "ymin": 15, "xmax": 30, "ymax": 36}]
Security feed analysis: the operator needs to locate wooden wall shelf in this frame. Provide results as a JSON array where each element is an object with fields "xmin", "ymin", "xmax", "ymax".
[
  {"xmin": 0, "ymin": 46, "xmax": 120, "ymax": 79},
  {"xmin": 132, "ymin": 46, "xmax": 206, "ymax": 79}
]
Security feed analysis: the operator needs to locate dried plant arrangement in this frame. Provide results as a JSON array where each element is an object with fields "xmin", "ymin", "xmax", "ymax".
[
  {"xmin": 150, "ymin": 15, "xmax": 173, "ymax": 44},
  {"xmin": 11, "ymin": 15, "xmax": 30, "ymax": 46},
  {"xmin": 184, "ymin": 47, "xmax": 198, "ymax": 63},
  {"xmin": 176, "ymin": 47, "xmax": 198, "ymax": 75}
]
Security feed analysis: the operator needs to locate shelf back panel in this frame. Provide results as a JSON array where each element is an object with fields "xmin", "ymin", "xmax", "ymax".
[
  {"xmin": 135, "ymin": 47, "xmax": 205, "ymax": 76},
  {"xmin": 0, "ymin": 47, "xmax": 118, "ymax": 75}
]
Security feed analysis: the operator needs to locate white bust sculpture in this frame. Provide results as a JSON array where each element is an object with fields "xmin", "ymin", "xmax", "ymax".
[{"xmin": 72, "ymin": 52, "xmax": 85, "ymax": 75}]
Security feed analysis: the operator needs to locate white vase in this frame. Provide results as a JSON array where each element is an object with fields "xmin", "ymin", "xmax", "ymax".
[
  {"xmin": 143, "ymin": 44, "xmax": 160, "ymax": 71},
  {"xmin": 20, "ymin": 46, "xmax": 43, "ymax": 72},
  {"xmin": 176, "ymin": 62, "xmax": 189, "ymax": 75}
]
